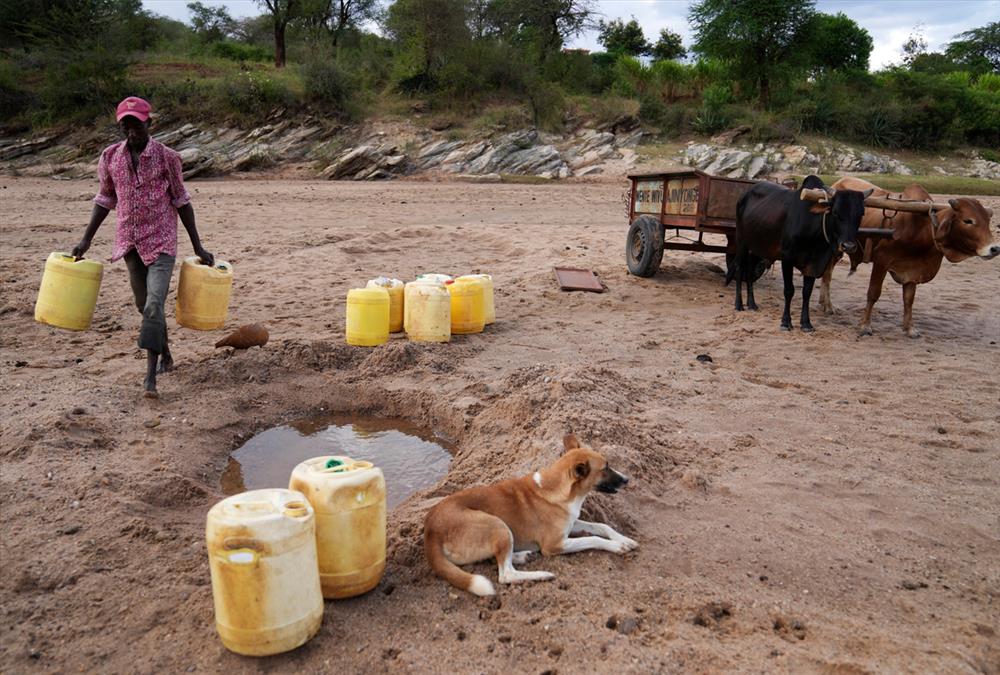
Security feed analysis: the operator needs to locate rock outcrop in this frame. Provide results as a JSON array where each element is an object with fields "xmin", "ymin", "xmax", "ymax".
[
  {"xmin": 682, "ymin": 140, "xmax": 914, "ymax": 179},
  {"xmin": 1, "ymin": 119, "xmax": 641, "ymax": 181}
]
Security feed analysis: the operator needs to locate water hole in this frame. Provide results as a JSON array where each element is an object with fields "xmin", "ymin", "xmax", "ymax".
[{"xmin": 221, "ymin": 414, "xmax": 454, "ymax": 509}]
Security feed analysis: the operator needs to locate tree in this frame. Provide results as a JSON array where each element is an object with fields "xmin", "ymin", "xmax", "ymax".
[
  {"xmin": 802, "ymin": 12, "xmax": 872, "ymax": 74},
  {"xmin": 385, "ymin": 0, "xmax": 469, "ymax": 87},
  {"xmin": 597, "ymin": 16, "xmax": 650, "ymax": 57},
  {"xmin": 690, "ymin": 0, "xmax": 815, "ymax": 105},
  {"xmin": 256, "ymin": 0, "xmax": 299, "ymax": 67},
  {"xmin": 651, "ymin": 27, "xmax": 685, "ymax": 61},
  {"xmin": 486, "ymin": 0, "xmax": 597, "ymax": 62},
  {"xmin": 900, "ymin": 24, "xmax": 927, "ymax": 68},
  {"xmin": 946, "ymin": 21, "xmax": 1000, "ymax": 73},
  {"xmin": 3, "ymin": 0, "xmax": 153, "ymax": 51},
  {"xmin": 315, "ymin": 0, "xmax": 381, "ymax": 47},
  {"xmin": 187, "ymin": 1, "xmax": 235, "ymax": 42}
]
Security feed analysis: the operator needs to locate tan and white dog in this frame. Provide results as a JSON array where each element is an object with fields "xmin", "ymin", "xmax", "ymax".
[{"xmin": 424, "ymin": 433, "xmax": 637, "ymax": 596}]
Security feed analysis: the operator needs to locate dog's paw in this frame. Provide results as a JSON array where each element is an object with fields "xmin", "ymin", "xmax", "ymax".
[
  {"xmin": 511, "ymin": 550, "xmax": 535, "ymax": 565},
  {"xmin": 614, "ymin": 537, "xmax": 639, "ymax": 553}
]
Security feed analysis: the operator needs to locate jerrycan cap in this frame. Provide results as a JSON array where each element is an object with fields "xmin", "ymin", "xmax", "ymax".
[{"xmin": 320, "ymin": 456, "xmax": 375, "ymax": 474}]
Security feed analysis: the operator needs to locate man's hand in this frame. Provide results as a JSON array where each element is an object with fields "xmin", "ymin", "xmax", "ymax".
[
  {"xmin": 71, "ymin": 239, "xmax": 92, "ymax": 259},
  {"xmin": 195, "ymin": 247, "xmax": 215, "ymax": 267}
]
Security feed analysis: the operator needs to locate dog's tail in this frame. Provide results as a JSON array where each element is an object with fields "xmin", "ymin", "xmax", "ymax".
[{"xmin": 424, "ymin": 530, "xmax": 495, "ymax": 597}]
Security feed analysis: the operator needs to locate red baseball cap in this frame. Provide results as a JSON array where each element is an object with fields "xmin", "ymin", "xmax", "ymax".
[{"xmin": 116, "ymin": 96, "xmax": 151, "ymax": 122}]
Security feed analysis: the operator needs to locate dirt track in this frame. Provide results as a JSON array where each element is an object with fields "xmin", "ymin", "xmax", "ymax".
[{"xmin": 1, "ymin": 176, "xmax": 998, "ymax": 673}]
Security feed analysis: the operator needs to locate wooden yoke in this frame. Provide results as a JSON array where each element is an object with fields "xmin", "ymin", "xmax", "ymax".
[{"xmin": 799, "ymin": 188, "xmax": 949, "ymax": 214}]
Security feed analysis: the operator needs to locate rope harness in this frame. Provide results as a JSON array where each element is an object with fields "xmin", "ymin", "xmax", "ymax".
[
  {"xmin": 881, "ymin": 193, "xmax": 901, "ymax": 228},
  {"xmin": 821, "ymin": 209, "xmax": 830, "ymax": 244},
  {"xmin": 926, "ymin": 199, "xmax": 946, "ymax": 254}
]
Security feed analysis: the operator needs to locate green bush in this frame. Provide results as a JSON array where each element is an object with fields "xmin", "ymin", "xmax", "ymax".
[
  {"xmin": 526, "ymin": 80, "xmax": 565, "ymax": 132},
  {"xmin": 219, "ymin": 70, "xmax": 294, "ymax": 118},
  {"xmin": 38, "ymin": 47, "xmax": 132, "ymax": 122},
  {"xmin": 610, "ymin": 55, "xmax": 650, "ymax": 98},
  {"xmin": 638, "ymin": 94, "xmax": 668, "ymax": 126},
  {"xmin": 961, "ymin": 86, "xmax": 1000, "ymax": 147},
  {"xmin": 0, "ymin": 59, "xmax": 34, "ymax": 122},
  {"xmin": 655, "ymin": 104, "xmax": 695, "ymax": 138},
  {"xmin": 650, "ymin": 59, "xmax": 691, "ymax": 101},
  {"xmin": 570, "ymin": 95, "xmax": 640, "ymax": 128},
  {"xmin": 742, "ymin": 108, "xmax": 798, "ymax": 143},
  {"xmin": 302, "ymin": 58, "xmax": 355, "ymax": 113},
  {"xmin": 692, "ymin": 107, "xmax": 729, "ymax": 135},
  {"xmin": 210, "ymin": 41, "xmax": 271, "ymax": 63},
  {"xmin": 852, "ymin": 106, "xmax": 905, "ymax": 148},
  {"xmin": 976, "ymin": 72, "xmax": 1000, "ymax": 93}
]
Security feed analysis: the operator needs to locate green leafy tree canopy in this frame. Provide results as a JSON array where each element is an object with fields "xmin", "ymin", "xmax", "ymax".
[
  {"xmin": 597, "ymin": 16, "xmax": 650, "ymax": 57},
  {"xmin": 945, "ymin": 21, "xmax": 1000, "ymax": 73},
  {"xmin": 690, "ymin": 0, "xmax": 816, "ymax": 105},
  {"xmin": 651, "ymin": 27, "xmax": 686, "ymax": 61},
  {"xmin": 802, "ymin": 12, "xmax": 872, "ymax": 74},
  {"xmin": 187, "ymin": 1, "xmax": 235, "ymax": 42}
]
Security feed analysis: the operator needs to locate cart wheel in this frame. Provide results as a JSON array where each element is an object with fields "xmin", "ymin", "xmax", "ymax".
[
  {"xmin": 626, "ymin": 215, "xmax": 664, "ymax": 277},
  {"xmin": 725, "ymin": 251, "xmax": 769, "ymax": 283}
]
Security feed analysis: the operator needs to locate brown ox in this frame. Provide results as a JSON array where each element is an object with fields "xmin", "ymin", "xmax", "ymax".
[{"xmin": 821, "ymin": 177, "xmax": 997, "ymax": 337}]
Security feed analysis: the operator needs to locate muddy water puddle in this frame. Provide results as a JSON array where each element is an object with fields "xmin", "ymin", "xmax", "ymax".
[{"xmin": 221, "ymin": 414, "xmax": 453, "ymax": 509}]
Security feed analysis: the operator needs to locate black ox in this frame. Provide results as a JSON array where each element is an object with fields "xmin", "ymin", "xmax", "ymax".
[{"xmin": 728, "ymin": 175, "xmax": 872, "ymax": 332}]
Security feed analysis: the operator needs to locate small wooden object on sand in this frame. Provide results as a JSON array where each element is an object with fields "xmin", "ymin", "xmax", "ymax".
[{"xmin": 554, "ymin": 267, "xmax": 604, "ymax": 293}]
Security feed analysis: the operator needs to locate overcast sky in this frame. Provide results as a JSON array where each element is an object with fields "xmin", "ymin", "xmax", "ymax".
[{"xmin": 142, "ymin": 0, "xmax": 1000, "ymax": 70}]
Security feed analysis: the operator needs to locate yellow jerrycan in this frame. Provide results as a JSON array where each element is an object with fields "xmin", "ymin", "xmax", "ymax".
[
  {"xmin": 176, "ymin": 256, "xmax": 233, "ymax": 330},
  {"xmin": 289, "ymin": 456, "xmax": 387, "ymax": 599},
  {"xmin": 366, "ymin": 277, "xmax": 404, "ymax": 333},
  {"xmin": 404, "ymin": 280, "xmax": 450, "ymax": 343},
  {"xmin": 206, "ymin": 489, "xmax": 324, "ymax": 656},
  {"xmin": 446, "ymin": 277, "xmax": 486, "ymax": 334},
  {"xmin": 346, "ymin": 287, "xmax": 390, "ymax": 347},
  {"xmin": 34, "ymin": 252, "xmax": 104, "ymax": 331},
  {"xmin": 457, "ymin": 274, "xmax": 494, "ymax": 325}
]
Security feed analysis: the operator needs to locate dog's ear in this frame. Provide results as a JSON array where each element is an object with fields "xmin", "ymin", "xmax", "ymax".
[
  {"xmin": 563, "ymin": 433, "xmax": 579, "ymax": 452},
  {"xmin": 573, "ymin": 461, "xmax": 590, "ymax": 480}
]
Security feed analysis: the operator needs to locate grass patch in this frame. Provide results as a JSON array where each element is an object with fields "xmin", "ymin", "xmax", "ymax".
[{"xmin": 803, "ymin": 174, "xmax": 1000, "ymax": 196}]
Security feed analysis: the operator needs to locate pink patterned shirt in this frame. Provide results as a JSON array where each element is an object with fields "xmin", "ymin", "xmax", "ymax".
[{"xmin": 94, "ymin": 139, "xmax": 191, "ymax": 265}]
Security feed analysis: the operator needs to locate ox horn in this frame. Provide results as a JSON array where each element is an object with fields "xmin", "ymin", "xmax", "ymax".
[{"xmin": 824, "ymin": 187, "xmax": 836, "ymax": 197}]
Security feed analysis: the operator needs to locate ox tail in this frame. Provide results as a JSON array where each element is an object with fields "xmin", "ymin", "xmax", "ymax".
[
  {"xmin": 424, "ymin": 529, "xmax": 495, "ymax": 597},
  {"xmin": 727, "ymin": 193, "xmax": 750, "ymax": 286}
]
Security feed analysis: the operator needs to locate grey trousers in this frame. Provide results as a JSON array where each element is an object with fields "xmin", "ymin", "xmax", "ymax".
[{"xmin": 124, "ymin": 250, "xmax": 175, "ymax": 355}]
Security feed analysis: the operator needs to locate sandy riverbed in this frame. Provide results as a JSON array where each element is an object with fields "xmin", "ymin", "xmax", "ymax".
[{"xmin": 1, "ymin": 176, "xmax": 998, "ymax": 673}]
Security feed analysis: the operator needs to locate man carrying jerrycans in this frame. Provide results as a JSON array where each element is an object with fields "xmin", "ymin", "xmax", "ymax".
[{"xmin": 71, "ymin": 96, "xmax": 214, "ymax": 399}]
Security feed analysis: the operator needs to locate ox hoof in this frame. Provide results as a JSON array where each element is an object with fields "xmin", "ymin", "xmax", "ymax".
[
  {"xmin": 780, "ymin": 324, "xmax": 791, "ymax": 332},
  {"xmin": 801, "ymin": 325, "xmax": 815, "ymax": 333},
  {"xmin": 748, "ymin": 302, "xmax": 759, "ymax": 311},
  {"xmin": 859, "ymin": 326, "xmax": 873, "ymax": 337},
  {"xmin": 906, "ymin": 328, "xmax": 922, "ymax": 339}
]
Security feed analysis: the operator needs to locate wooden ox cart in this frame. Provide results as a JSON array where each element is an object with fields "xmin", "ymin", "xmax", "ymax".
[{"xmin": 624, "ymin": 169, "xmax": 949, "ymax": 278}]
